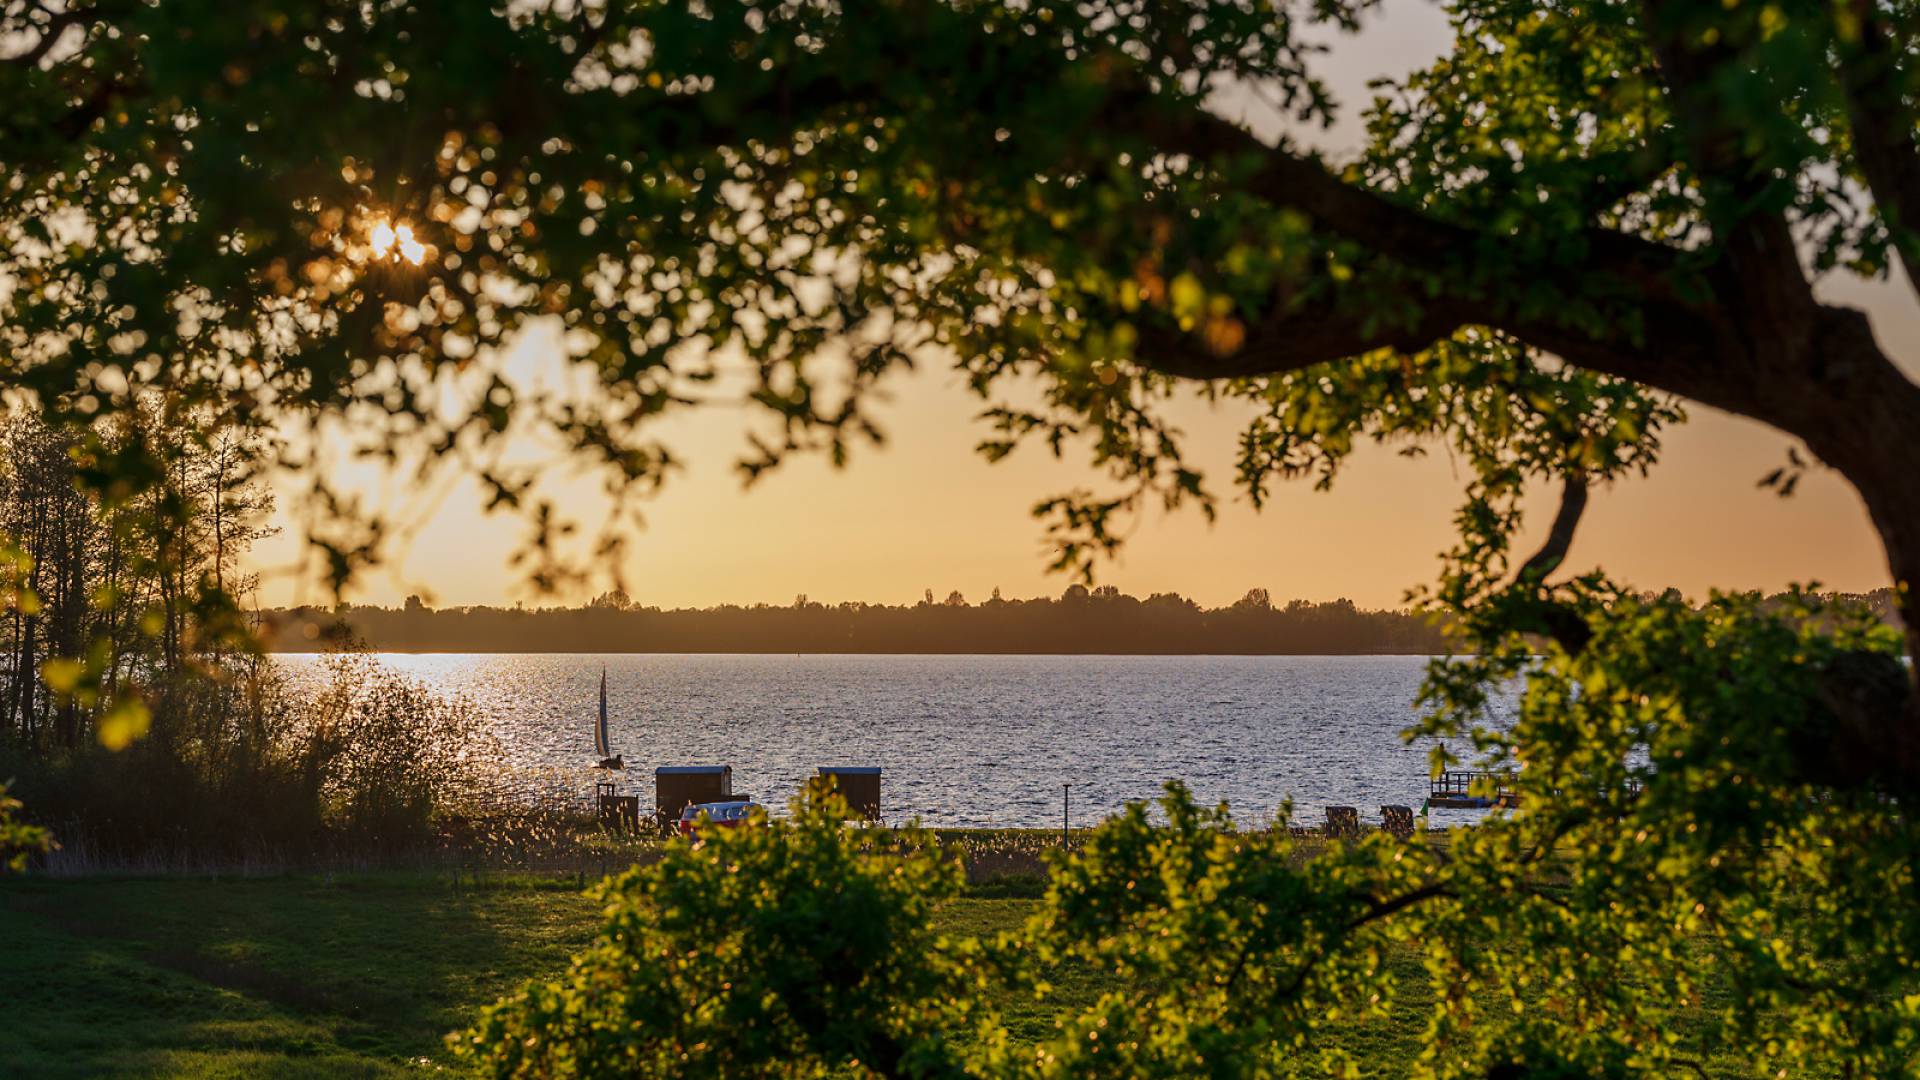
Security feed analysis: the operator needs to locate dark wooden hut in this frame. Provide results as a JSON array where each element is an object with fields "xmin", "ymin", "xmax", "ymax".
[
  {"xmin": 656, "ymin": 765, "xmax": 732, "ymax": 821},
  {"xmin": 816, "ymin": 766, "xmax": 881, "ymax": 820}
]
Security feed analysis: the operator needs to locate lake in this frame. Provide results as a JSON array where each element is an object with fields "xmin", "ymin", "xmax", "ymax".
[{"xmin": 273, "ymin": 653, "xmax": 1507, "ymax": 829}]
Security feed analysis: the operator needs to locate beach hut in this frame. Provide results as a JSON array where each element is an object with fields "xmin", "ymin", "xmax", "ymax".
[
  {"xmin": 816, "ymin": 766, "xmax": 882, "ymax": 820},
  {"xmin": 656, "ymin": 765, "xmax": 732, "ymax": 821}
]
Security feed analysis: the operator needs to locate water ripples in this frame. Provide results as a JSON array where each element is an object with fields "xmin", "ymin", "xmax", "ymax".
[{"xmin": 272, "ymin": 654, "xmax": 1511, "ymax": 829}]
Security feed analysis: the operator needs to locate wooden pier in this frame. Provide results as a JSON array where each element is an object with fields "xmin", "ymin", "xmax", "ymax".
[{"xmin": 1427, "ymin": 770, "xmax": 1519, "ymax": 810}]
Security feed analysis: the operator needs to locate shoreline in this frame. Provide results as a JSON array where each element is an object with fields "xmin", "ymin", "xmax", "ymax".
[{"xmin": 263, "ymin": 648, "xmax": 1456, "ymax": 657}]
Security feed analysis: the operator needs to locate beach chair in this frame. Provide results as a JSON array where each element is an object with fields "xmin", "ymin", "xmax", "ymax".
[
  {"xmin": 1324, "ymin": 806, "xmax": 1361, "ymax": 839},
  {"xmin": 1380, "ymin": 805, "xmax": 1415, "ymax": 839}
]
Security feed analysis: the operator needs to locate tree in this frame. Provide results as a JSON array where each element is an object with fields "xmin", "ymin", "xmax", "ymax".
[
  {"xmin": 0, "ymin": 417, "xmax": 96, "ymax": 746},
  {"xmin": 3, "ymin": 1, "xmax": 1908, "ymax": 658},
  {"xmin": 9, "ymin": 0, "xmax": 1920, "ymax": 1072},
  {"xmin": 589, "ymin": 588, "xmax": 634, "ymax": 610},
  {"xmin": 0, "ymin": 410, "xmax": 274, "ymax": 750}
]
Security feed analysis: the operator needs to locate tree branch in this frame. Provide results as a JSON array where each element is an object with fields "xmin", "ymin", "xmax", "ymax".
[
  {"xmin": 1833, "ymin": 0, "xmax": 1920, "ymax": 293},
  {"xmin": 1513, "ymin": 476, "xmax": 1588, "ymax": 586},
  {"xmin": 1098, "ymin": 76, "xmax": 1773, "ymax": 421},
  {"xmin": 1130, "ymin": 293, "xmax": 1486, "ymax": 381},
  {"xmin": 1098, "ymin": 23, "xmax": 1854, "ymax": 440},
  {"xmin": 47, "ymin": 75, "xmax": 130, "ymax": 141},
  {"xmin": 1350, "ymin": 881, "xmax": 1455, "ymax": 930},
  {"xmin": 1124, "ymin": 270, "xmax": 1761, "ymax": 433},
  {"xmin": 1270, "ymin": 880, "xmax": 1457, "ymax": 1003},
  {"xmin": 1638, "ymin": 0, "xmax": 1817, "ymax": 357},
  {"xmin": 1117, "ymin": 83, "xmax": 1696, "ymax": 308},
  {"xmin": 1510, "ymin": 476, "xmax": 1596, "ymax": 656}
]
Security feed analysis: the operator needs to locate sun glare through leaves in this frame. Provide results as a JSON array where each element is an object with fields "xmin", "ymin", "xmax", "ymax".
[{"xmin": 367, "ymin": 219, "xmax": 427, "ymax": 266}]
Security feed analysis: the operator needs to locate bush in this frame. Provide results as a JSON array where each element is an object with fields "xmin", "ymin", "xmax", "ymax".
[
  {"xmin": 456, "ymin": 794, "xmax": 987, "ymax": 1078},
  {"xmin": 457, "ymin": 785, "xmax": 1434, "ymax": 1078},
  {"xmin": 299, "ymin": 653, "xmax": 500, "ymax": 852},
  {"xmin": 0, "ymin": 781, "xmax": 50, "ymax": 872},
  {"xmin": 1, "ymin": 650, "xmax": 503, "ymax": 863},
  {"xmin": 462, "ymin": 692, "xmax": 1920, "ymax": 1080}
]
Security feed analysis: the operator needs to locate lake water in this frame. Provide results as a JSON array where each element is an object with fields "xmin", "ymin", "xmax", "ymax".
[{"xmin": 273, "ymin": 653, "xmax": 1507, "ymax": 829}]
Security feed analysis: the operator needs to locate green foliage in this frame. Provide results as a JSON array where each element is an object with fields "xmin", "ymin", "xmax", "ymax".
[
  {"xmin": 467, "ymin": 747, "xmax": 1919, "ymax": 1078},
  {"xmin": 0, "ymin": 0, "xmax": 1902, "ymax": 604},
  {"xmin": 2, "ymin": 650, "xmax": 507, "ymax": 863},
  {"xmin": 300, "ymin": 653, "xmax": 502, "ymax": 850},
  {"xmin": 1414, "ymin": 588, "xmax": 1920, "ymax": 1075},
  {"xmin": 1017, "ymin": 790, "xmax": 1432, "ymax": 1077},
  {"xmin": 0, "ymin": 0, "xmax": 1692, "ymax": 588},
  {"xmin": 0, "ymin": 781, "xmax": 51, "ymax": 873},
  {"xmin": 457, "ymin": 795, "xmax": 987, "ymax": 1078}
]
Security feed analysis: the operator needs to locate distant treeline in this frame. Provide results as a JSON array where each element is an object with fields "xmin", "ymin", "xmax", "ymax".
[
  {"xmin": 262, "ymin": 587, "xmax": 1455, "ymax": 655},
  {"xmin": 262, "ymin": 584, "xmax": 1912, "ymax": 656}
]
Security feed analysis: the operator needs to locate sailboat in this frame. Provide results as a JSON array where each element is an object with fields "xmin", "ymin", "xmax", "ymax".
[{"xmin": 595, "ymin": 665, "xmax": 622, "ymax": 770}]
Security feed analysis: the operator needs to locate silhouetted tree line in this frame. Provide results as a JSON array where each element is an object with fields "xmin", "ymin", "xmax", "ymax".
[
  {"xmin": 266, "ymin": 584, "xmax": 1909, "ymax": 656},
  {"xmin": 267, "ymin": 585, "xmax": 1457, "ymax": 654}
]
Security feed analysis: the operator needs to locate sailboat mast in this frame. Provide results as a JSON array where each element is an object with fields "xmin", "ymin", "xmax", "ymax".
[{"xmin": 595, "ymin": 665, "xmax": 610, "ymax": 758}]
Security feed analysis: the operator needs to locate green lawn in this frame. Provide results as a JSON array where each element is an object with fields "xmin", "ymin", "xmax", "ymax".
[
  {"xmin": 0, "ymin": 872, "xmax": 1113, "ymax": 1078},
  {"xmin": 0, "ymin": 873, "xmax": 601, "ymax": 1078},
  {"xmin": 0, "ymin": 870, "xmax": 1754, "ymax": 1078}
]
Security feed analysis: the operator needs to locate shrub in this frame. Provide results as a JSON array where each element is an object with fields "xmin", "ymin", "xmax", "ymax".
[
  {"xmin": 298, "ymin": 653, "xmax": 500, "ymax": 852},
  {"xmin": 1, "ymin": 650, "xmax": 504, "ymax": 863},
  {"xmin": 456, "ymin": 794, "xmax": 989, "ymax": 1078},
  {"xmin": 463, "ymin": 689, "xmax": 1920, "ymax": 1080},
  {"xmin": 458, "ymin": 784, "xmax": 1437, "ymax": 1078},
  {"xmin": 0, "ymin": 781, "xmax": 50, "ymax": 872}
]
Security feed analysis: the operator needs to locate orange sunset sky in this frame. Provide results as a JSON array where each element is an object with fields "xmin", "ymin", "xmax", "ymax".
[{"xmin": 246, "ymin": 0, "xmax": 1909, "ymax": 612}]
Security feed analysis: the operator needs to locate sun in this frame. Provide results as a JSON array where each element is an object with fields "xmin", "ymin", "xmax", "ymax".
[{"xmin": 367, "ymin": 218, "xmax": 427, "ymax": 266}]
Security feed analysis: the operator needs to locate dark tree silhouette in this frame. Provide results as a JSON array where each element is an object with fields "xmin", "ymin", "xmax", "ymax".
[{"xmin": 263, "ymin": 590, "xmax": 1452, "ymax": 655}]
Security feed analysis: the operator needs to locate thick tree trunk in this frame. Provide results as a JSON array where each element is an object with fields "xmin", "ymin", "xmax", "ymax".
[{"xmin": 1762, "ymin": 307, "xmax": 1920, "ymax": 786}]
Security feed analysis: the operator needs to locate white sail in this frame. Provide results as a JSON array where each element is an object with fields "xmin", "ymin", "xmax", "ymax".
[{"xmin": 594, "ymin": 665, "xmax": 610, "ymax": 758}]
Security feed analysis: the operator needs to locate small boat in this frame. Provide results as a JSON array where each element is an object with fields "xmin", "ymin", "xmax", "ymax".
[{"xmin": 594, "ymin": 665, "xmax": 622, "ymax": 770}]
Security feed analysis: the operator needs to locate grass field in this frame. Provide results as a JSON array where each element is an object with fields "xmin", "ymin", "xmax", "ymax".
[
  {"xmin": 0, "ymin": 873, "xmax": 602, "ymax": 1077},
  {"xmin": 0, "ymin": 871, "xmax": 1116, "ymax": 1078},
  {"xmin": 0, "ymin": 867, "xmax": 1756, "ymax": 1078}
]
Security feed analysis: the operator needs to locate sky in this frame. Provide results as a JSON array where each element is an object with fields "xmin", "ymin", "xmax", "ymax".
[{"xmin": 246, "ymin": 0, "xmax": 1906, "ymax": 612}]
